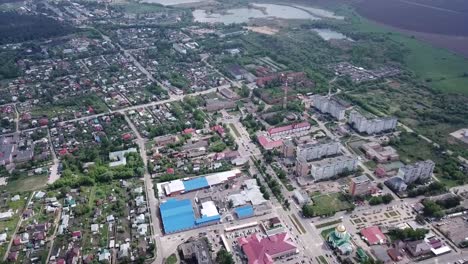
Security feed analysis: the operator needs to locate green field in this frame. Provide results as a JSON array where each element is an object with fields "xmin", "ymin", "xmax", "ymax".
[
  {"xmin": 1, "ymin": 174, "xmax": 48, "ymax": 192},
  {"xmin": 345, "ymin": 8, "xmax": 468, "ymax": 95},
  {"xmin": 315, "ymin": 219, "xmax": 342, "ymax": 229},
  {"xmin": 310, "ymin": 192, "xmax": 354, "ymax": 216},
  {"xmin": 113, "ymin": 2, "xmax": 166, "ymax": 14},
  {"xmin": 165, "ymin": 253, "xmax": 178, "ymax": 264},
  {"xmin": 229, "ymin": 123, "xmax": 241, "ymax": 138},
  {"xmin": 320, "ymin": 227, "xmax": 336, "ymax": 239}
]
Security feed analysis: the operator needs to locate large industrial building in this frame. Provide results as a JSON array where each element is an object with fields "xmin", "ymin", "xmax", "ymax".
[
  {"xmin": 156, "ymin": 169, "xmax": 242, "ymax": 197},
  {"xmin": 311, "ymin": 95, "xmax": 346, "ymax": 120},
  {"xmin": 159, "ymin": 198, "xmax": 221, "ymax": 234},
  {"xmin": 348, "ymin": 111, "xmax": 397, "ymax": 134},
  {"xmin": 397, "ymin": 160, "xmax": 435, "ymax": 184},
  {"xmin": 296, "ymin": 141, "xmax": 341, "ymax": 161},
  {"xmin": 297, "ymin": 155, "xmax": 358, "ymax": 180}
]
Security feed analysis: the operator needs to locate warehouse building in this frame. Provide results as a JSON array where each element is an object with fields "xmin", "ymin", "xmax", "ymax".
[
  {"xmin": 159, "ymin": 199, "xmax": 221, "ymax": 234},
  {"xmin": 156, "ymin": 169, "xmax": 242, "ymax": 197}
]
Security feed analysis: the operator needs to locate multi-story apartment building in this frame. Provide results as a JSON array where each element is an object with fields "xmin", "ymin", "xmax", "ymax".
[
  {"xmin": 296, "ymin": 141, "xmax": 341, "ymax": 161},
  {"xmin": 298, "ymin": 155, "xmax": 359, "ymax": 181},
  {"xmin": 397, "ymin": 160, "xmax": 435, "ymax": 184},
  {"xmin": 348, "ymin": 111, "xmax": 397, "ymax": 134},
  {"xmin": 311, "ymin": 95, "xmax": 346, "ymax": 120}
]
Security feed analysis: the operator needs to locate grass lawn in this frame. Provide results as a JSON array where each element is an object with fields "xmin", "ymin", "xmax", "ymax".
[
  {"xmin": 315, "ymin": 219, "xmax": 342, "ymax": 229},
  {"xmin": 320, "ymin": 227, "xmax": 336, "ymax": 239},
  {"xmin": 318, "ymin": 255, "xmax": 329, "ymax": 264},
  {"xmin": 346, "ymin": 9, "xmax": 468, "ymax": 95},
  {"xmin": 390, "ymin": 132, "xmax": 440, "ymax": 164},
  {"xmin": 165, "ymin": 253, "xmax": 178, "ymax": 264},
  {"xmin": 229, "ymin": 123, "xmax": 241, "ymax": 138},
  {"xmin": 310, "ymin": 192, "xmax": 354, "ymax": 216},
  {"xmin": 1, "ymin": 174, "xmax": 48, "ymax": 192},
  {"xmin": 290, "ymin": 214, "xmax": 306, "ymax": 234}
]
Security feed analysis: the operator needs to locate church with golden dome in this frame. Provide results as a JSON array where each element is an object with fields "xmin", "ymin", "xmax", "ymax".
[{"xmin": 326, "ymin": 223, "xmax": 353, "ymax": 255}]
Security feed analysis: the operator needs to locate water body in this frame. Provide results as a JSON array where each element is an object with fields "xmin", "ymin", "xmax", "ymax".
[
  {"xmin": 294, "ymin": 5, "xmax": 344, "ymax": 20},
  {"xmin": 312, "ymin": 28, "xmax": 352, "ymax": 41},
  {"xmin": 142, "ymin": 0, "xmax": 204, "ymax": 5},
  {"xmin": 193, "ymin": 4, "xmax": 320, "ymax": 24}
]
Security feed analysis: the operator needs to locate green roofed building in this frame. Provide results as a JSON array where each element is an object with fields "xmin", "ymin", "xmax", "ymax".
[
  {"xmin": 327, "ymin": 224, "xmax": 353, "ymax": 255},
  {"xmin": 357, "ymin": 247, "xmax": 369, "ymax": 262}
]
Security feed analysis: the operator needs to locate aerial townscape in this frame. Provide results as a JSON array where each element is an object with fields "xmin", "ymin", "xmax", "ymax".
[{"xmin": 0, "ymin": 0, "xmax": 468, "ymax": 264}]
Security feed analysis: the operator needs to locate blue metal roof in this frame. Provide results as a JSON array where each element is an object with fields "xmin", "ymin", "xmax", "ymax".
[
  {"xmin": 234, "ymin": 205, "xmax": 254, "ymax": 218},
  {"xmin": 195, "ymin": 215, "xmax": 220, "ymax": 225},
  {"xmin": 160, "ymin": 199, "xmax": 196, "ymax": 234},
  {"xmin": 183, "ymin": 177, "xmax": 209, "ymax": 192}
]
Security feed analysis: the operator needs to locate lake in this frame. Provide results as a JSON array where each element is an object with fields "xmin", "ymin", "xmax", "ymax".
[
  {"xmin": 193, "ymin": 4, "xmax": 320, "ymax": 24},
  {"xmin": 312, "ymin": 28, "xmax": 352, "ymax": 41}
]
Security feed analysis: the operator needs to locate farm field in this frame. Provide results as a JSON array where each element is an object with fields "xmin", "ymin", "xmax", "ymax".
[
  {"xmin": 354, "ymin": 0, "xmax": 468, "ymax": 36},
  {"xmin": 343, "ymin": 8, "xmax": 468, "ymax": 95}
]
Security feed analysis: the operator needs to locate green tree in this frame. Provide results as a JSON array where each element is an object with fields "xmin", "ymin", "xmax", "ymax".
[{"xmin": 216, "ymin": 249, "xmax": 235, "ymax": 264}]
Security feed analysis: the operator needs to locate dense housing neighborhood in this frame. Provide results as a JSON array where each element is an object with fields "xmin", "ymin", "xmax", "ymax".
[{"xmin": 0, "ymin": 0, "xmax": 468, "ymax": 264}]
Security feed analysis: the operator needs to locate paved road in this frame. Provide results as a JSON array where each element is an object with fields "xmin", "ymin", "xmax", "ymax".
[
  {"xmin": 47, "ymin": 127, "xmax": 60, "ymax": 184},
  {"xmin": 123, "ymin": 114, "xmax": 164, "ymax": 264},
  {"xmin": 221, "ymin": 110, "xmax": 338, "ymax": 263}
]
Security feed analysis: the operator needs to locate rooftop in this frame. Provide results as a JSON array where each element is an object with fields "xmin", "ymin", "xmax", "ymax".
[
  {"xmin": 160, "ymin": 199, "xmax": 196, "ymax": 234},
  {"xmin": 237, "ymin": 232, "xmax": 297, "ymax": 264}
]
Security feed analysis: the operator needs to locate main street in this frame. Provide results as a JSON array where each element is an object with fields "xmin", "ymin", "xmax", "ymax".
[{"xmin": 221, "ymin": 110, "xmax": 339, "ymax": 264}]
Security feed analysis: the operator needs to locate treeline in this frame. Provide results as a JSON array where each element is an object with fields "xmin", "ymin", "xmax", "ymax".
[
  {"xmin": 0, "ymin": 11, "xmax": 75, "ymax": 45},
  {"xmin": 0, "ymin": 51, "xmax": 20, "ymax": 79}
]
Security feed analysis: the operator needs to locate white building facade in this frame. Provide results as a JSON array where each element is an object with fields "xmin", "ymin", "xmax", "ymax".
[
  {"xmin": 348, "ymin": 111, "xmax": 397, "ymax": 134},
  {"xmin": 309, "ymin": 156, "xmax": 359, "ymax": 181},
  {"xmin": 397, "ymin": 160, "xmax": 435, "ymax": 184},
  {"xmin": 311, "ymin": 95, "xmax": 346, "ymax": 120}
]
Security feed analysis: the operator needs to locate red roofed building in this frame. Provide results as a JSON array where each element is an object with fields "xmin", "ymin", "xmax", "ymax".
[
  {"xmin": 39, "ymin": 118, "xmax": 49, "ymax": 126},
  {"xmin": 72, "ymin": 231, "xmax": 82, "ymax": 240},
  {"xmin": 257, "ymin": 135, "xmax": 283, "ymax": 150},
  {"xmin": 121, "ymin": 133, "xmax": 132, "ymax": 141},
  {"xmin": 167, "ymin": 168, "xmax": 175, "ymax": 174},
  {"xmin": 211, "ymin": 125, "xmax": 225, "ymax": 137},
  {"xmin": 58, "ymin": 148, "xmax": 68, "ymax": 156},
  {"xmin": 183, "ymin": 128, "xmax": 195, "ymax": 135},
  {"xmin": 7, "ymin": 252, "xmax": 18, "ymax": 262},
  {"xmin": 237, "ymin": 232, "xmax": 298, "ymax": 264},
  {"xmin": 375, "ymin": 167, "xmax": 387, "ymax": 178},
  {"xmin": 267, "ymin": 121, "xmax": 311, "ymax": 137},
  {"xmin": 360, "ymin": 226, "xmax": 386, "ymax": 245}
]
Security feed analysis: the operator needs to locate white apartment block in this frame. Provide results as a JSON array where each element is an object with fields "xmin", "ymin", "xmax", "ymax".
[
  {"xmin": 311, "ymin": 95, "xmax": 346, "ymax": 120},
  {"xmin": 397, "ymin": 160, "xmax": 435, "ymax": 184},
  {"xmin": 297, "ymin": 141, "xmax": 341, "ymax": 161},
  {"xmin": 348, "ymin": 111, "xmax": 397, "ymax": 134},
  {"xmin": 309, "ymin": 156, "xmax": 359, "ymax": 181}
]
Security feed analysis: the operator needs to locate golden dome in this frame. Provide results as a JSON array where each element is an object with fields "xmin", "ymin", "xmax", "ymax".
[{"xmin": 336, "ymin": 224, "xmax": 346, "ymax": 233}]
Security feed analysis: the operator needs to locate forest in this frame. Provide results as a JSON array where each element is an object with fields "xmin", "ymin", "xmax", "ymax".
[{"xmin": 0, "ymin": 11, "xmax": 75, "ymax": 45}]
